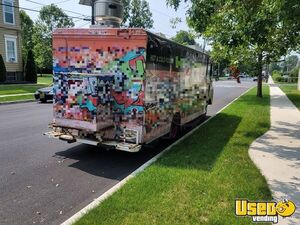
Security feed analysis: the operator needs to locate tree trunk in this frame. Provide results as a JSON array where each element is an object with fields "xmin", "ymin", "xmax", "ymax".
[{"xmin": 257, "ymin": 53, "xmax": 263, "ymax": 98}]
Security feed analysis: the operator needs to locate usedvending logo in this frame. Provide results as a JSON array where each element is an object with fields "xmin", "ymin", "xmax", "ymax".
[{"xmin": 235, "ymin": 199, "xmax": 296, "ymax": 223}]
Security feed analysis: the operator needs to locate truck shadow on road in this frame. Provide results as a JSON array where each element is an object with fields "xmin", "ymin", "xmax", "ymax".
[
  {"xmin": 54, "ymin": 144, "xmax": 163, "ymax": 180},
  {"xmin": 54, "ymin": 115, "xmax": 212, "ymax": 180}
]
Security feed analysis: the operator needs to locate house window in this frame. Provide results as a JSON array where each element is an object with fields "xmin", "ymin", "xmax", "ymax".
[
  {"xmin": 5, "ymin": 35, "xmax": 18, "ymax": 63},
  {"xmin": 3, "ymin": 0, "xmax": 15, "ymax": 24}
]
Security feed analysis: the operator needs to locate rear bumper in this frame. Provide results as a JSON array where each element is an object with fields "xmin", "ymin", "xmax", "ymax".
[
  {"xmin": 44, "ymin": 131, "xmax": 142, "ymax": 153},
  {"xmin": 35, "ymin": 93, "xmax": 53, "ymax": 101}
]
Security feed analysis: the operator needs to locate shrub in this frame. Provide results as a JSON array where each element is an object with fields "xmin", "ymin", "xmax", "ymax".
[
  {"xmin": 0, "ymin": 54, "xmax": 6, "ymax": 82},
  {"xmin": 273, "ymin": 67, "xmax": 300, "ymax": 83},
  {"xmin": 276, "ymin": 77, "xmax": 284, "ymax": 82},
  {"xmin": 25, "ymin": 50, "xmax": 37, "ymax": 83},
  {"xmin": 272, "ymin": 70, "xmax": 282, "ymax": 82}
]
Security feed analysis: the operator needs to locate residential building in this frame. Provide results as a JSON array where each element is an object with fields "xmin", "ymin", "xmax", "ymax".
[{"xmin": 0, "ymin": 0, "xmax": 23, "ymax": 82}]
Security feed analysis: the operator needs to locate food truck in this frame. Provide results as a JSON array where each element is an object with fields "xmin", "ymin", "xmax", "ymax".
[{"xmin": 45, "ymin": 0, "xmax": 213, "ymax": 152}]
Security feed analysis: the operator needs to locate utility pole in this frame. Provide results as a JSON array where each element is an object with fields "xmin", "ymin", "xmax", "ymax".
[
  {"xmin": 298, "ymin": 68, "xmax": 300, "ymax": 91},
  {"xmin": 91, "ymin": 0, "xmax": 95, "ymax": 25}
]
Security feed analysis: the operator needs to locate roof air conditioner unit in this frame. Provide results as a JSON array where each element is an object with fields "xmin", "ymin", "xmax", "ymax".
[{"xmin": 79, "ymin": 0, "xmax": 123, "ymax": 28}]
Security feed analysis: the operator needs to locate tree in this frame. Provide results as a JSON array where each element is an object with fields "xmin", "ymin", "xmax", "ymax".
[
  {"xmin": 33, "ymin": 4, "xmax": 74, "ymax": 71},
  {"xmin": 20, "ymin": 10, "xmax": 34, "ymax": 59},
  {"xmin": 167, "ymin": 0, "xmax": 300, "ymax": 97},
  {"xmin": 239, "ymin": 61, "xmax": 257, "ymax": 77},
  {"xmin": 0, "ymin": 54, "xmax": 6, "ymax": 82},
  {"xmin": 25, "ymin": 50, "xmax": 37, "ymax": 83},
  {"xmin": 170, "ymin": 17, "xmax": 182, "ymax": 29},
  {"xmin": 32, "ymin": 23, "xmax": 53, "ymax": 72},
  {"xmin": 121, "ymin": 0, "xmax": 154, "ymax": 29},
  {"xmin": 122, "ymin": 0, "xmax": 130, "ymax": 25},
  {"xmin": 285, "ymin": 55, "xmax": 299, "ymax": 72},
  {"xmin": 171, "ymin": 30, "xmax": 196, "ymax": 46},
  {"xmin": 127, "ymin": 0, "xmax": 153, "ymax": 29},
  {"xmin": 39, "ymin": 4, "xmax": 74, "ymax": 32},
  {"xmin": 270, "ymin": 62, "xmax": 282, "ymax": 73}
]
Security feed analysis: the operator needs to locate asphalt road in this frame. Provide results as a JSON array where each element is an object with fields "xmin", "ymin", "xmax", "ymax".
[{"xmin": 0, "ymin": 80, "xmax": 255, "ymax": 225}]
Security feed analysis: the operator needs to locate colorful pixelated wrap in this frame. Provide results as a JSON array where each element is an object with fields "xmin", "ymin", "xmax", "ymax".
[
  {"xmin": 53, "ymin": 35, "xmax": 147, "ymax": 131},
  {"xmin": 52, "ymin": 29, "xmax": 210, "ymax": 143}
]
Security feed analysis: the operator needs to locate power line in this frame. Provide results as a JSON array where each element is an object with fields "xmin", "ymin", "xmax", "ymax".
[
  {"xmin": 54, "ymin": 0, "xmax": 73, "ymax": 4},
  {"xmin": 26, "ymin": 0, "xmax": 73, "ymax": 5},
  {"xmin": 150, "ymin": 7, "xmax": 173, "ymax": 19},
  {"xmin": 73, "ymin": 18, "xmax": 85, "ymax": 23},
  {"xmin": 78, "ymin": 21, "xmax": 91, "ymax": 28},
  {"xmin": 23, "ymin": 0, "xmax": 90, "ymax": 18},
  {"xmin": 1, "ymin": 2, "xmax": 90, "ymax": 21},
  {"xmin": 150, "ymin": 6, "xmax": 186, "ymax": 23}
]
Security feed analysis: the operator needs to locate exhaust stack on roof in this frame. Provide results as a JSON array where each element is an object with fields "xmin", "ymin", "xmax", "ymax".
[{"xmin": 79, "ymin": 0, "xmax": 123, "ymax": 27}]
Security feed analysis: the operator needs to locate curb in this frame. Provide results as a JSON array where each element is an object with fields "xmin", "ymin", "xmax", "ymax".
[
  {"xmin": 61, "ymin": 86, "xmax": 255, "ymax": 225},
  {"xmin": 0, "ymin": 99, "xmax": 36, "ymax": 105}
]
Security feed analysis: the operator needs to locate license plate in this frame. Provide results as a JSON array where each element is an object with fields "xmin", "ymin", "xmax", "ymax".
[{"xmin": 40, "ymin": 93, "xmax": 45, "ymax": 99}]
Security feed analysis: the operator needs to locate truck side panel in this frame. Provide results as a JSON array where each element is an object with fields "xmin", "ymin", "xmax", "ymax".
[{"xmin": 144, "ymin": 33, "xmax": 209, "ymax": 143}]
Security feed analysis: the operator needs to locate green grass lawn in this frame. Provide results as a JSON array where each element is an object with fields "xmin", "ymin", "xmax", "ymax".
[
  {"xmin": 279, "ymin": 84, "xmax": 300, "ymax": 110},
  {"xmin": 37, "ymin": 74, "xmax": 53, "ymax": 85},
  {"xmin": 0, "ymin": 75, "xmax": 52, "ymax": 102},
  {"xmin": 75, "ymin": 86, "xmax": 271, "ymax": 225},
  {"xmin": 0, "ymin": 94, "xmax": 36, "ymax": 102}
]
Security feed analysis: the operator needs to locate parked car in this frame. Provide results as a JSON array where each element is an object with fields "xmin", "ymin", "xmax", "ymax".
[
  {"xmin": 253, "ymin": 77, "xmax": 258, "ymax": 81},
  {"xmin": 282, "ymin": 75, "xmax": 289, "ymax": 79},
  {"xmin": 34, "ymin": 86, "xmax": 53, "ymax": 103}
]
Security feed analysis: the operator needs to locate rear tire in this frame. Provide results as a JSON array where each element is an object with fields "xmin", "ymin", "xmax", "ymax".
[{"xmin": 170, "ymin": 113, "xmax": 181, "ymax": 139}]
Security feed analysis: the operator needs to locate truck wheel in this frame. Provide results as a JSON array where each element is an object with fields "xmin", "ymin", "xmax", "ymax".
[{"xmin": 170, "ymin": 113, "xmax": 181, "ymax": 139}]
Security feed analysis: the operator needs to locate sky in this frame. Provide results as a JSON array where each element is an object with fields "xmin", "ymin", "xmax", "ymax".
[{"xmin": 19, "ymin": 0, "xmax": 205, "ymax": 45}]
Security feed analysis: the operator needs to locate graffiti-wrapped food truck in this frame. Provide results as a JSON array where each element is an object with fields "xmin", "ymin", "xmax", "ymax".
[{"xmin": 46, "ymin": 27, "xmax": 213, "ymax": 152}]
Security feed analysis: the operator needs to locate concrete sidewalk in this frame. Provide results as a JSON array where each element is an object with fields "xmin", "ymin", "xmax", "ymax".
[{"xmin": 249, "ymin": 78, "xmax": 300, "ymax": 225}]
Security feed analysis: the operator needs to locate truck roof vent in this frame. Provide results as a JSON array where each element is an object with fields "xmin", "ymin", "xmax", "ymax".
[{"xmin": 79, "ymin": 0, "xmax": 123, "ymax": 28}]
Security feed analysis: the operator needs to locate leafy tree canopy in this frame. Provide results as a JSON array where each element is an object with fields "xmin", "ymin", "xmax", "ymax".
[
  {"xmin": 0, "ymin": 54, "xmax": 6, "ymax": 82},
  {"xmin": 170, "ymin": 17, "xmax": 182, "ymax": 29},
  {"xmin": 25, "ymin": 50, "xmax": 37, "ymax": 83},
  {"xmin": 171, "ymin": 30, "xmax": 196, "ymax": 46},
  {"xmin": 38, "ymin": 4, "xmax": 74, "ymax": 33},
  {"xmin": 20, "ymin": 10, "xmax": 34, "ymax": 58},
  {"xmin": 285, "ymin": 55, "xmax": 299, "ymax": 71},
  {"xmin": 122, "ymin": 0, "xmax": 130, "ymax": 25},
  {"xmin": 122, "ymin": 0, "xmax": 154, "ymax": 29},
  {"xmin": 270, "ymin": 62, "xmax": 282, "ymax": 73},
  {"xmin": 33, "ymin": 4, "xmax": 74, "ymax": 71}
]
